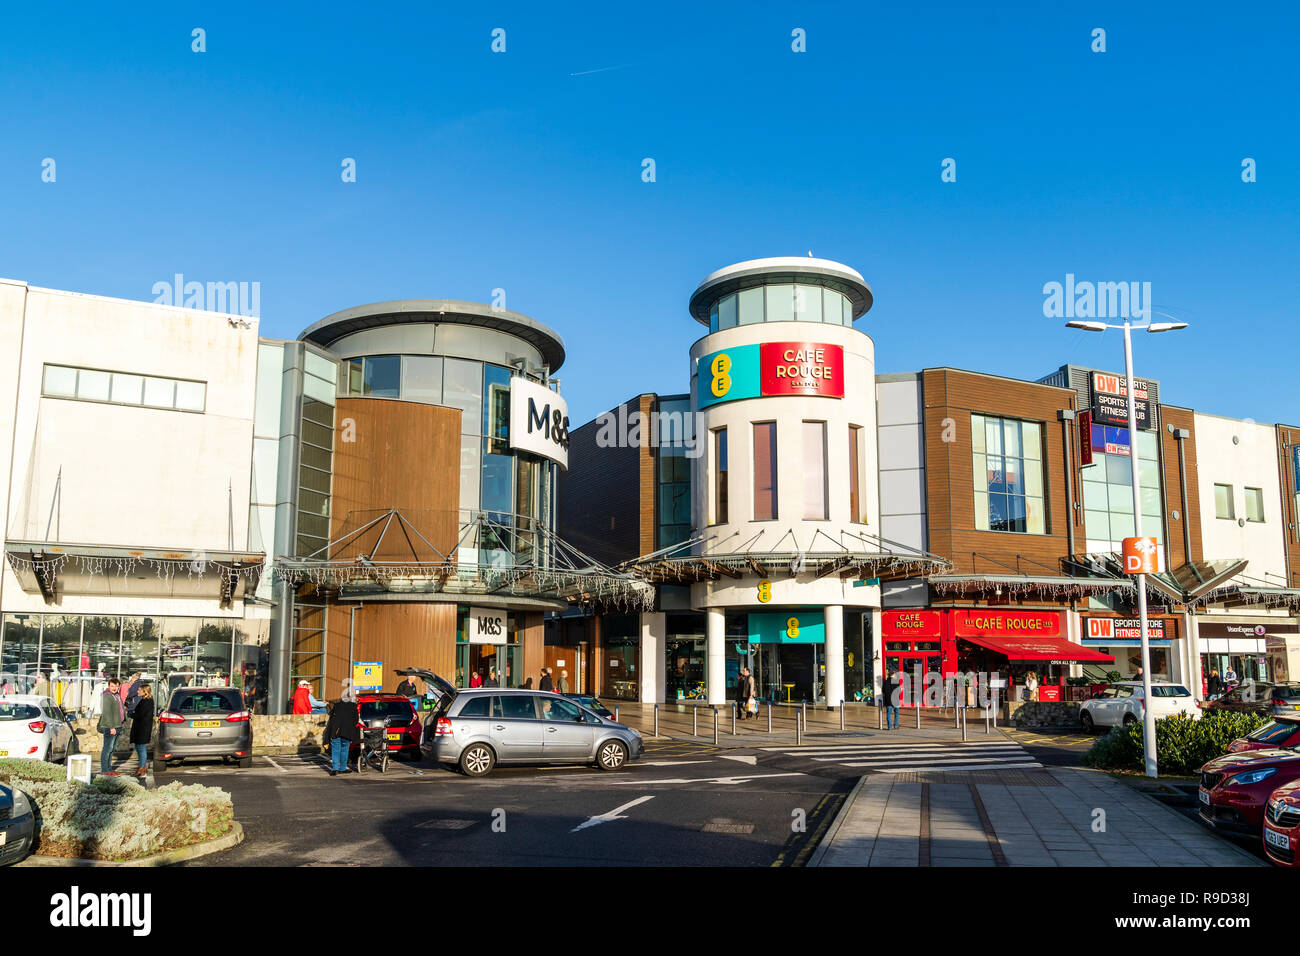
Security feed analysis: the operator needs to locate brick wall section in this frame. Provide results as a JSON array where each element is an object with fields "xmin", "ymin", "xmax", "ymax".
[
  {"xmin": 1159, "ymin": 405, "xmax": 1203, "ymax": 568},
  {"xmin": 559, "ymin": 396, "xmax": 647, "ymax": 565},
  {"xmin": 1276, "ymin": 424, "xmax": 1300, "ymax": 587},
  {"xmin": 921, "ymin": 368, "xmax": 1078, "ymax": 581}
]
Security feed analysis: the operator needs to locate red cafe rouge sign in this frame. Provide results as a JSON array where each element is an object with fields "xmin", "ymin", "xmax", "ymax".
[
  {"xmin": 881, "ymin": 610, "xmax": 942, "ymax": 638},
  {"xmin": 759, "ymin": 343, "xmax": 844, "ymax": 398},
  {"xmin": 951, "ymin": 609, "xmax": 1062, "ymax": 637}
]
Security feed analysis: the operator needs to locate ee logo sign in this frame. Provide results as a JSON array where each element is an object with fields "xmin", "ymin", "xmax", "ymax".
[
  {"xmin": 786, "ymin": 617, "xmax": 800, "ymax": 639},
  {"xmin": 710, "ymin": 353, "xmax": 732, "ymax": 398},
  {"xmin": 757, "ymin": 579, "xmax": 772, "ymax": 603}
]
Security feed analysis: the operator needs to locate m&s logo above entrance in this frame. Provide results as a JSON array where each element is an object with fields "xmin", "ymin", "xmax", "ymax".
[{"xmin": 698, "ymin": 342, "xmax": 844, "ymax": 408}]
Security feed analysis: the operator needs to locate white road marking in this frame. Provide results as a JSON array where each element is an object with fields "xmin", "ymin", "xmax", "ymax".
[
  {"xmin": 810, "ymin": 747, "xmax": 1026, "ymax": 762},
  {"xmin": 571, "ymin": 795, "xmax": 655, "ymax": 832},
  {"xmin": 264, "ymin": 756, "xmax": 287, "ymax": 773},
  {"xmin": 842, "ymin": 754, "xmax": 1039, "ymax": 768},
  {"xmin": 606, "ymin": 772, "xmax": 806, "ymax": 786},
  {"xmin": 720, "ymin": 755, "xmax": 757, "ymax": 766},
  {"xmin": 638, "ymin": 759, "xmax": 715, "ymax": 767},
  {"xmin": 877, "ymin": 762, "xmax": 1043, "ymax": 773}
]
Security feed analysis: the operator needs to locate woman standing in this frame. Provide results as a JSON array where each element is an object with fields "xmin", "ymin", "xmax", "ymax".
[
  {"xmin": 1025, "ymin": 671, "xmax": 1039, "ymax": 703},
  {"xmin": 130, "ymin": 685, "xmax": 155, "ymax": 778},
  {"xmin": 324, "ymin": 691, "xmax": 361, "ymax": 776}
]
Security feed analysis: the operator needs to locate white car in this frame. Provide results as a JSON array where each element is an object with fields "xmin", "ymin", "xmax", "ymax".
[
  {"xmin": 0, "ymin": 695, "xmax": 78, "ymax": 762},
  {"xmin": 1079, "ymin": 681, "xmax": 1200, "ymax": 734}
]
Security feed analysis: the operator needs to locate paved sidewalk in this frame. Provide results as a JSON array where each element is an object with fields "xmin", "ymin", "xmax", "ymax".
[
  {"xmin": 613, "ymin": 701, "xmax": 994, "ymax": 746},
  {"xmin": 811, "ymin": 768, "xmax": 1262, "ymax": 867}
]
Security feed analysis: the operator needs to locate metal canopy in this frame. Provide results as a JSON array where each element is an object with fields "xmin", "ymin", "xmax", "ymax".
[
  {"xmin": 274, "ymin": 508, "xmax": 653, "ymax": 611},
  {"xmin": 4, "ymin": 541, "xmax": 264, "ymax": 608}
]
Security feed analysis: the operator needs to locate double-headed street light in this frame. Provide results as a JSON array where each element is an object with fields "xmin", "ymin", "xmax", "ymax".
[{"xmin": 1066, "ymin": 316, "xmax": 1187, "ymax": 778}]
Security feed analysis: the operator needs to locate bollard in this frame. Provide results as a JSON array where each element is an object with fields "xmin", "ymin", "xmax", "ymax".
[
  {"xmin": 878, "ymin": 699, "xmax": 883, "ymax": 730},
  {"xmin": 767, "ymin": 702, "xmax": 772, "ymax": 733},
  {"xmin": 654, "ymin": 703, "xmax": 659, "ymax": 738},
  {"xmin": 614, "ymin": 705, "xmax": 620, "ymax": 724},
  {"xmin": 732, "ymin": 702, "xmax": 737, "ymax": 735},
  {"xmin": 801, "ymin": 701, "xmax": 807, "ymax": 734},
  {"xmin": 916, "ymin": 702, "xmax": 921, "ymax": 729},
  {"xmin": 693, "ymin": 706, "xmax": 698, "ymax": 736},
  {"xmin": 796, "ymin": 707, "xmax": 802, "ymax": 746},
  {"xmin": 840, "ymin": 702, "xmax": 845, "ymax": 731},
  {"xmin": 985, "ymin": 704, "xmax": 990, "ymax": 735},
  {"xmin": 961, "ymin": 706, "xmax": 967, "ymax": 742},
  {"xmin": 713, "ymin": 707, "xmax": 719, "ymax": 746}
]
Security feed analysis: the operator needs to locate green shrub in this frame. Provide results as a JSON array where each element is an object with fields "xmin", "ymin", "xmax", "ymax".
[
  {"xmin": 0, "ymin": 760, "xmax": 234, "ymax": 861},
  {"xmin": 1082, "ymin": 711, "xmax": 1270, "ymax": 776}
]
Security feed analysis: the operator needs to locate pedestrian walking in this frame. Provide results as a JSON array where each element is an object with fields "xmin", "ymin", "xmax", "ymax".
[
  {"xmin": 324, "ymin": 690, "xmax": 361, "ymax": 776},
  {"xmin": 118, "ymin": 671, "xmax": 143, "ymax": 755},
  {"xmin": 737, "ymin": 667, "xmax": 756, "ymax": 719},
  {"xmin": 130, "ymin": 685, "xmax": 155, "ymax": 777},
  {"xmin": 97, "ymin": 677, "xmax": 124, "ymax": 775},
  {"xmin": 539, "ymin": 668, "xmax": 553, "ymax": 692},
  {"xmin": 557, "ymin": 669, "xmax": 570, "ymax": 695},
  {"xmin": 1208, "ymin": 668, "xmax": 1223, "ymax": 698},
  {"xmin": 882, "ymin": 669, "xmax": 901, "ymax": 730}
]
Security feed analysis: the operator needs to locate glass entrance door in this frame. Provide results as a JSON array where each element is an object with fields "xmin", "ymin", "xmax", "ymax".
[{"xmin": 885, "ymin": 652, "xmax": 942, "ymax": 707}]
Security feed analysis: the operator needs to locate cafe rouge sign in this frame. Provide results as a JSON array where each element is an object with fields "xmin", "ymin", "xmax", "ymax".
[
  {"xmin": 698, "ymin": 342, "xmax": 844, "ymax": 408},
  {"xmin": 951, "ymin": 610, "xmax": 1063, "ymax": 637}
]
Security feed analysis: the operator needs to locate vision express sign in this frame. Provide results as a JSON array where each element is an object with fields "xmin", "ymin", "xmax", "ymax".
[{"xmin": 698, "ymin": 342, "xmax": 844, "ymax": 409}]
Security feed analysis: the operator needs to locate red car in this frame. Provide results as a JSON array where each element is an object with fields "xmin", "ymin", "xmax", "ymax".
[
  {"xmin": 1198, "ymin": 749, "xmax": 1300, "ymax": 837},
  {"xmin": 1263, "ymin": 778, "xmax": 1300, "ymax": 866},
  {"xmin": 1226, "ymin": 716, "xmax": 1300, "ymax": 754},
  {"xmin": 351, "ymin": 694, "xmax": 422, "ymax": 761}
]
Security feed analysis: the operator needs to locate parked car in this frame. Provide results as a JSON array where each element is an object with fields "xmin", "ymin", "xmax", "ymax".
[
  {"xmin": 1263, "ymin": 777, "xmax": 1300, "ymax": 866},
  {"xmin": 0, "ymin": 695, "xmax": 78, "ymax": 762},
  {"xmin": 564, "ymin": 694, "xmax": 614, "ymax": 718},
  {"xmin": 1203, "ymin": 681, "xmax": 1300, "ymax": 718},
  {"xmin": 398, "ymin": 667, "xmax": 643, "ymax": 777},
  {"xmin": 154, "ymin": 686, "xmax": 252, "ymax": 773},
  {"xmin": 0, "ymin": 782, "xmax": 36, "ymax": 866},
  {"xmin": 1227, "ymin": 716, "xmax": 1300, "ymax": 754},
  {"xmin": 353, "ymin": 693, "xmax": 422, "ymax": 761},
  {"xmin": 1078, "ymin": 681, "xmax": 1199, "ymax": 734},
  {"xmin": 1198, "ymin": 748, "xmax": 1300, "ymax": 837}
]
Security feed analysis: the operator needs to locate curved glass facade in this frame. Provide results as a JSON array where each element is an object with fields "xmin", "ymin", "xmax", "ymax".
[
  {"xmin": 706, "ymin": 284, "xmax": 854, "ymax": 333},
  {"xmin": 336, "ymin": 354, "xmax": 550, "ymax": 547}
]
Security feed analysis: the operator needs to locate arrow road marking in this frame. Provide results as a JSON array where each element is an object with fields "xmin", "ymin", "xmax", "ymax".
[
  {"xmin": 571, "ymin": 795, "xmax": 655, "ymax": 832},
  {"xmin": 606, "ymin": 772, "xmax": 805, "ymax": 786},
  {"xmin": 720, "ymin": 754, "xmax": 757, "ymax": 766}
]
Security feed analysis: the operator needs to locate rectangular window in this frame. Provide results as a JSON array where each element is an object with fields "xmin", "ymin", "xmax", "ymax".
[
  {"xmin": 753, "ymin": 422, "xmax": 778, "ymax": 520},
  {"xmin": 803, "ymin": 421, "xmax": 827, "ymax": 519},
  {"xmin": 1214, "ymin": 483, "xmax": 1235, "ymax": 519},
  {"xmin": 111, "ymin": 373, "xmax": 143, "ymax": 404},
  {"xmin": 971, "ymin": 413, "xmax": 1045, "ymax": 534},
  {"xmin": 849, "ymin": 425, "xmax": 863, "ymax": 522},
  {"xmin": 1245, "ymin": 487, "xmax": 1265, "ymax": 522},
  {"xmin": 712, "ymin": 428, "xmax": 728, "ymax": 524},
  {"xmin": 41, "ymin": 364, "xmax": 205, "ymax": 412},
  {"xmin": 361, "ymin": 355, "xmax": 401, "ymax": 398}
]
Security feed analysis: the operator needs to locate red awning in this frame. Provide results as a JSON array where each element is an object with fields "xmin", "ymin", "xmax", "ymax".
[{"xmin": 960, "ymin": 634, "xmax": 1114, "ymax": 664}]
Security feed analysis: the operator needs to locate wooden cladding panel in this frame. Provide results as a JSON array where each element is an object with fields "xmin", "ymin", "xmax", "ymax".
[
  {"xmin": 324, "ymin": 602, "xmax": 457, "ymax": 698},
  {"xmin": 521, "ymin": 611, "xmax": 546, "ymax": 688},
  {"xmin": 1159, "ymin": 406, "xmax": 1202, "ymax": 568},
  {"xmin": 330, "ymin": 397, "xmax": 460, "ymax": 560},
  {"xmin": 921, "ymin": 368, "xmax": 1077, "ymax": 577},
  {"xmin": 639, "ymin": 394, "xmax": 657, "ymax": 556}
]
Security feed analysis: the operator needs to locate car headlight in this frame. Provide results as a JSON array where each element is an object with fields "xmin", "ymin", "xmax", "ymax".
[
  {"xmin": 10, "ymin": 788, "xmax": 32, "ymax": 818},
  {"xmin": 1229, "ymin": 767, "xmax": 1278, "ymax": 786}
]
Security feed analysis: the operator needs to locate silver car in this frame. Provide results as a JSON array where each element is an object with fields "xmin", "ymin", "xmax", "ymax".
[{"xmin": 397, "ymin": 668, "xmax": 643, "ymax": 777}]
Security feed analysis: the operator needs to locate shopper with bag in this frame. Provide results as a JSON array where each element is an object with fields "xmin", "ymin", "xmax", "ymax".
[{"xmin": 737, "ymin": 667, "xmax": 757, "ymax": 720}]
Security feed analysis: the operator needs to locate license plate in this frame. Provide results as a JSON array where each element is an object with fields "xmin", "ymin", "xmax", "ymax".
[
  {"xmin": 386, "ymin": 733, "xmax": 402, "ymax": 741},
  {"xmin": 191, "ymin": 720, "xmax": 220, "ymax": 728},
  {"xmin": 1199, "ymin": 788, "xmax": 1211, "ymax": 805},
  {"xmin": 0, "ymin": 831, "xmax": 6, "ymax": 846},
  {"xmin": 0, "ymin": 750, "xmax": 7, "ymax": 758},
  {"xmin": 1265, "ymin": 826, "xmax": 1291, "ymax": 850}
]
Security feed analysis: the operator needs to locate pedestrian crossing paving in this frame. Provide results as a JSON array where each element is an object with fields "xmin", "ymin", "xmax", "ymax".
[{"xmin": 760, "ymin": 739, "xmax": 1042, "ymax": 774}]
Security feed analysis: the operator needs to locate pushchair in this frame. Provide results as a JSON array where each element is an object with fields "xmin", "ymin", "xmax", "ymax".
[{"xmin": 358, "ymin": 718, "xmax": 391, "ymax": 774}]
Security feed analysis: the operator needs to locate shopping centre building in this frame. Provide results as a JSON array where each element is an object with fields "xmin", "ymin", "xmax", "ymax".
[{"xmin": 2, "ymin": 261, "xmax": 1298, "ymax": 714}]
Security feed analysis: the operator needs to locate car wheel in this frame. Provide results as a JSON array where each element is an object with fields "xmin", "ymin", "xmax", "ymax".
[
  {"xmin": 1081, "ymin": 712, "xmax": 1095, "ymax": 735},
  {"xmin": 1122, "ymin": 713, "xmax": 1137, "ymax": 727},
  {"xmin": 153, "ymin": 759, "xmax": 167, "ymax": 775},
  {"xmin": 459, "ymin": 744, "xmax": 495, "ymax": 777},
  {"xmin": 238, "ymin": 756, "xmax": 252, "ymax": 769},
  {"xmin": 596, "ymin": 739, "xmax": 629, "ymax": 771}
]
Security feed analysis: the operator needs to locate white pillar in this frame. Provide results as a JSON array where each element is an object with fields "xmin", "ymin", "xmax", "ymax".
[
  {"xmin": 1187, "ymin": 612, "xmax": 1203, "ymax": 699},
  {"xmin": 871, "ymin": 608, "xmax": 884, "ymax": 699},
  {"xmin": 824, "ymin": 605, "xmax": 844, "ymax": 707},
  {"xmin": 639, "ymin": 611, "xmax": 665, "ymax": 704},
  {"xmin": 706, "ymin": 607, "xmax": 726, "ymax": 706}
]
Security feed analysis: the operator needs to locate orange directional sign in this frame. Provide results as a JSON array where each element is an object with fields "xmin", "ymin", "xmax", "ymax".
[{"xmin": 1122, "ymin": 536, "xmax": 1160, "ymax": 574}]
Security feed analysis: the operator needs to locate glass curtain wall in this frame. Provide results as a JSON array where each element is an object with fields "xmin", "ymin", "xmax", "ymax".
[{"xmin": 1081, "ymin": 426, "xmax": 1162, "ymax": 550}]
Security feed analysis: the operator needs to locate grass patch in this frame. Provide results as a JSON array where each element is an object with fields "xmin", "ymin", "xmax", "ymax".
[{"xmin": 0, "ymin": 758, "xmax": 234, "ymax": 862}]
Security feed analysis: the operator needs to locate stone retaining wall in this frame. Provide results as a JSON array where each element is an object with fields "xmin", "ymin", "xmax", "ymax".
[
  {"xmin": 1009, "ymin": 701, "xmax": 1084, "ymax": 729},
  {"xmin": 69, "ymin": 715, "xmax": 331, "ymax": 756}
]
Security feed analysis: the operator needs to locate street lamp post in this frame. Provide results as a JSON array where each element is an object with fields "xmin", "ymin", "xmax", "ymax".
[{"xmin": 1066, "ymin": 317, "xmax": 1186, "ymax": 778}]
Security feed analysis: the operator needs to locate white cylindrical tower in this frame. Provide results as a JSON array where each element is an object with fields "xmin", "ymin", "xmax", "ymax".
[{"xmin": 686, "ymin": 257, "xmax": 880, "ymax": 708}]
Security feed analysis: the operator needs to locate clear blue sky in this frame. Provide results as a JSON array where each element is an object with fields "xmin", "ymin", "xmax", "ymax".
[{"xmin": 2, "ymin": 1, "xmax": 1296, "ymax": 426}]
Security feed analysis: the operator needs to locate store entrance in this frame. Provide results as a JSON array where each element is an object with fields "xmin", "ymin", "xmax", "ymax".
[
  {"xmin": 457, "ymin": 644, "xmax": 520, "ymax": 688},
  {"xmin": 884, "ymin": 651, "xmax": 942, "ymax": 707},
  {"xmin": 753, "ymin": 643, "xmax": 823, "ymax": 704},
  {"xmin": 667, "ymin": 638, "xmax": 706, "ymax": 700}
]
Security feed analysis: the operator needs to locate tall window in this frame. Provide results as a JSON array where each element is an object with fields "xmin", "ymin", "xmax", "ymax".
[
  {"xmin": 1214, "ymin": 483, "xmax": 1235, "ymax": 520},
  {"xmin": 1245, "ymin": 487, "xmax": 1264, "ymax": 522},
  {"xmin": 713, "ymin": 428, "xmax": 728, "ymax": 524},
  {"xmin": 849, "ymin": 425, "xmax": 864, "ymax": 523},
  {"xmin": 1081, "ymin": 425, "xmax": 1161, "ymax": 547},
  {"xmin": 803, "ymin": 421, "xmax": 828, "ymax": 519},
  {"xmin": 753, "ymin": 422, "xmax": 778, "ymax": 520},
  {"xmin": 972, "ymin": 414, "xmax": 1045, "ymax": 534}
]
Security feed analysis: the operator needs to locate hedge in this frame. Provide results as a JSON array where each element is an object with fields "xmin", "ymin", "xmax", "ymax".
[
  {"xmin": 1081, "ymin": 711, "xmax": 1270, "ymax": 777},
  {"xmin": 0, "ymin": 759, "xmax": 234, "ymax": 861}
]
